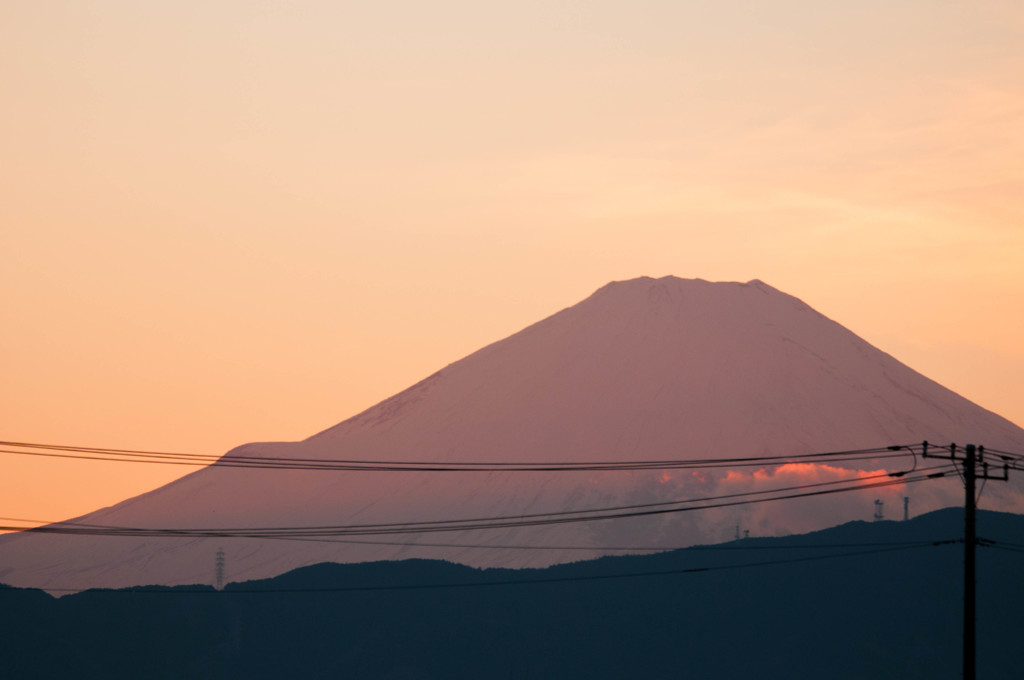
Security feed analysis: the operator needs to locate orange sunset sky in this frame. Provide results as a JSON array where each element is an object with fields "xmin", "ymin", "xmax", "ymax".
[{"xmin": 2, "ymin": 1, "xmax": 1023, "ymax": 525}]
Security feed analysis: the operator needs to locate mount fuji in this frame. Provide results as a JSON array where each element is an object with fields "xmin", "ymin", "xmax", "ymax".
[{"xmin": 2, "ymin": 276, "xmax": 1023, "ymax": 592}]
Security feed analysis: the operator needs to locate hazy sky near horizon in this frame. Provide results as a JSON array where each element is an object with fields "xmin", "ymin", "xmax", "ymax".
[{"xmin": 3, "ymin": 1, "xmax": 1023, "ymax": 523}]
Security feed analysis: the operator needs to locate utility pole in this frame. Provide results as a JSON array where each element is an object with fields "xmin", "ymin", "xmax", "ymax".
[
  {"xmin": 922, "ymin": 441, "xmax": 1009, "ymax": 680},
  {"xmin": 963, "ymin": 444, "xmax": 976, "ymax": 680}
]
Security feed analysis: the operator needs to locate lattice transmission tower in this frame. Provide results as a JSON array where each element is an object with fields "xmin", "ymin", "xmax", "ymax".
[{"xmin": 215, "ymin": 548, "xmax": 225, "ymax": 591}]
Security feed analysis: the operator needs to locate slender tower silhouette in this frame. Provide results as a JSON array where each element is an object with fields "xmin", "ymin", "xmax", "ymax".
[{"xmin": 215, "ymin": 548, "xmax": 225, "ymax": 591}]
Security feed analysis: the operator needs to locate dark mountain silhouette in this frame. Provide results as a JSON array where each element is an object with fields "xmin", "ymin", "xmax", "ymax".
[{"xmin": 2, "ymin": 509, "xmax": 1020, "ymax": 679}]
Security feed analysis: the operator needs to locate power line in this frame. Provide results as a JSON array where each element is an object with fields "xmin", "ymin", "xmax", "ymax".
[
  {"xmin": 0, "ymin": 511, "xmax": 953, "ymax": 552},
  {"xmin": 0, "ymin": 467, "xmax": 915, "ymax": 530},
  {"xmin": 238, "ymin": 536, "xmax": 948, "ymax": 553},
  {"xmin": 980, "ymin": 544, "xmax": 1024, "ymax": 555},
  {"xmin": 0, "ymin": 439, "xmax": 971, "ymax": 597},
  {"xmin": 0, "ymin": 439, "xmax": 915, "ymax": 472},
  {"xmin": 979, "ymin": 448, "xmax": 1024, "ymax": 459},
  {"xmin": 5, "ymin": 466, "xmax": 949, "ymax": 535},
  {"xmin": 2, "ymin": 464, "xmax": 955, "ymax": 540},
  {"xmin": 979, "ymin": 448, "xmax": 1024, "ymax": 472},
  {"xmin": 0, "ymin": 509, "xmax": 949, "ymax": 552},
  {"xmin": 978, "ymin": 538, "xmax": 1024, "ymax": 555},
  {"xmin": 12, "ymin": 540, "xmax": 955, "ymax": 596},
  {"xmin": 0, "ymin": 445, "xmax": 915, "ymax": 471}
]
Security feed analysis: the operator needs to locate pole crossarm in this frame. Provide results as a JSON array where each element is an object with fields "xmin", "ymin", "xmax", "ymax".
[{"xmin": 921, "ymin": 441, "xmax": 1010, "ymax": 480}]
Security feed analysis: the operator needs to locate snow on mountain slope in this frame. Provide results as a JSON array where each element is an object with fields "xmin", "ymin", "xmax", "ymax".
[{"xmin": 2, "ymin": 276, "xmax": 1023, "ymax": 592}]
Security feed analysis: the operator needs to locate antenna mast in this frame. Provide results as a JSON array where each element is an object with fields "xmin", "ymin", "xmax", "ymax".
[{"xmin": 215, "ymin": 548, "xmax": 225, "ymax": 591}]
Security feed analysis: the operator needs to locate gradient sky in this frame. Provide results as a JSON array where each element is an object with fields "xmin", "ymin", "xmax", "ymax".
[{"xmin": 3, "ymin": 1, "xmax": 1023, "ymax": 524}]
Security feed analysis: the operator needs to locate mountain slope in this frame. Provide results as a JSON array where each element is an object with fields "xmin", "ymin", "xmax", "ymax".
[{"xmin": 2, "ymin": 276, "xmax": 1022, "ymax": 592}]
